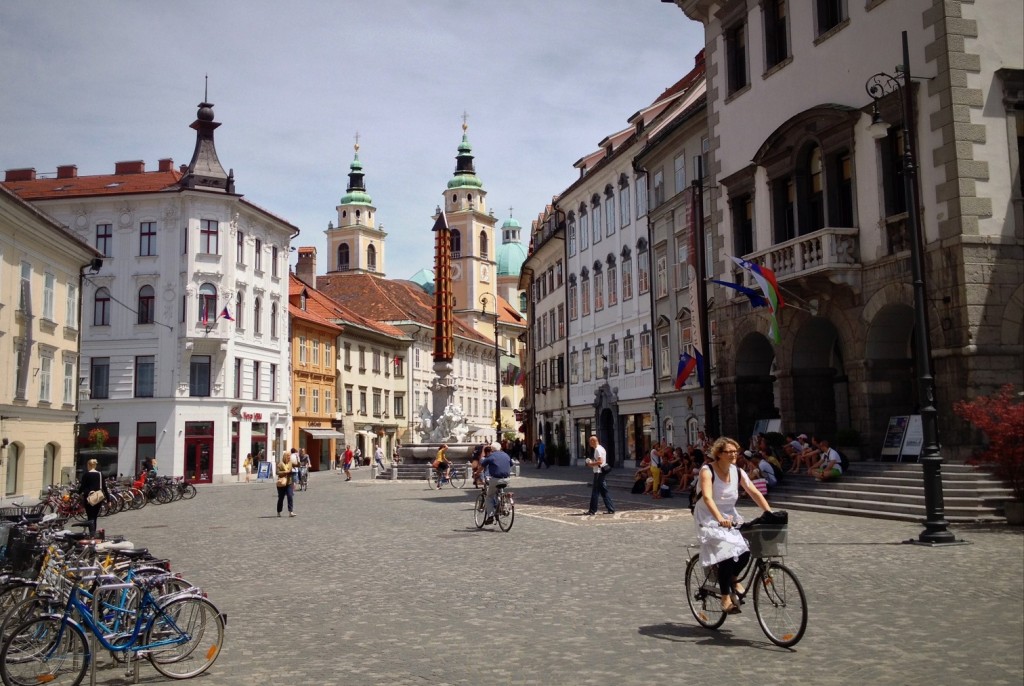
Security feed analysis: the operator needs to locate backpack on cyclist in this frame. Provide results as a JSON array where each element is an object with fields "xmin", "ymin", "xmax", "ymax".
[{"xmin": 689, "ymin": 467, "xmax": 716, "ymax": 513}]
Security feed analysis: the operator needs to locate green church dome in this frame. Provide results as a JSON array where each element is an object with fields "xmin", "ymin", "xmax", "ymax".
[{"xmin": 496, "ymin": 241, "xmax": 527, "ymax": 277}]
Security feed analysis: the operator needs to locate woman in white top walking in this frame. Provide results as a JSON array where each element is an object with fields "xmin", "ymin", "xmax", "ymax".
[{"xmin": 693, "ymin": 437, "xmax": 772, "ymax": 614}]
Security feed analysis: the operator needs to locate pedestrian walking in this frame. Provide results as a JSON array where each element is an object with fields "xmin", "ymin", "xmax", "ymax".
[
  {"xmin": 374, "ymin": 443, "xmax": 386, "ymax": 472},
  {"xmin": 535, "ymin": 437, "xmax": 548, "ymax": 468},
  {"xmin": 79, "ymin": 458, "xmax": 108, "ymax": 536},
  {"xmin": 584, "ymin": 435, "xmax": 615, "ymax": 516},
  {"xmin": 276, "ymin": 453, "xmax": 296, "ymax": 517},
  {"xmin": 342, "ymin": 444, "xmax": 354, "ymax": 481},
  {"xmin": 242, "ymin": 453, "xmax": 252, "ymax": 483}
]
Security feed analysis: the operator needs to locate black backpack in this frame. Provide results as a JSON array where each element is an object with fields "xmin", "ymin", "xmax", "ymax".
[{"xmin": 836, "ymin": 449, "xmax": 850, "ymax": 475}]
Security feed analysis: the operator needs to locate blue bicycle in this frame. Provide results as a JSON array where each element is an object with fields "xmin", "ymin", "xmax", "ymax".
[{"xmin": 0, "ymin": 568, "xmax": 225, "ymax": 684}]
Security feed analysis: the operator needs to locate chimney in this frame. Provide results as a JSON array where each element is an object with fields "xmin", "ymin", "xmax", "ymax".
[
  {"xmin": 179, "ymin": 164, "xmax": 188, "ymax": 175},
  {"xmin": 56, "ymin": 165, "xmax": 78, "ymax": 179},
  {"xmin": 295, "ymin": 247, "xmax": 317, "ymax": 287},
  {"xmin": 4, "ymin": 168, "xmax": 36, "ymax": 182},
  {"xmin": 158, "ymin": 158, "xmax": 174, "ymax": 172},
  {"xmin": 114, "ymin": 160, "xmax": 145, "ymax": 174}
]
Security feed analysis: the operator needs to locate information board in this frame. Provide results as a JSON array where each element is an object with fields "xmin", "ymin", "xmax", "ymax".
[
  {"xmin": 899, "ymin": 415, "xmax": 924, "ymax": 460},
  {"xmin": 880, "ymin": 416, "xmax": 910, "ymax": 457},
  {"xmin": 256, "ymin": 461, "xmax": 273, "ymax": 481}
]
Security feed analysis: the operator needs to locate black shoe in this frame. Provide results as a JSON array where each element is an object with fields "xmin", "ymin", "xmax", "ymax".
[
  {"xmin": 484, "ymin": 517, "xmax": 494, "ymax": 525},
  {"xmin": 604, "ymin": 510, "xmax": 615, "ymax": 515},
  {"xmin": 583, "ymin": 511, "xmax": 596, "ymax": 516}
]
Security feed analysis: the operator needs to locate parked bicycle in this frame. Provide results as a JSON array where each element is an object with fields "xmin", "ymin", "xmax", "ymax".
[
  {"xmin": 684, "ymin": 519, "xmax": 807, "ymax": 647},
  {"xmin": 473, "ymin": 482, "xmax": 515, "ymax": 532},
  {"xmin": 0, "ymin": 564, "xmax": 224, "ymax": 685},
  {"xmin": 430, "ymin": 465, "xmax": 466, "ymax": 490}
]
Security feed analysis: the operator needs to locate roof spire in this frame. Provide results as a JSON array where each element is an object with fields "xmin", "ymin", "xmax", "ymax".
[
  {"xmin": 179, "ymin": 81, "xmax": 233, "ymax": 193},
  {"xmin": 340, "ymin": 133, "xmax": 372, "ymax": 206},
  {"xmin": 448, "ymin": 113, "xmax": 482, "ymax": 190}
]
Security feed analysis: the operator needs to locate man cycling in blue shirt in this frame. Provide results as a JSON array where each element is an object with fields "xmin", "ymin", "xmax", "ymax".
[{"xmin": 479, "ymin": 441, "xmax": 513, "ymax": 525}]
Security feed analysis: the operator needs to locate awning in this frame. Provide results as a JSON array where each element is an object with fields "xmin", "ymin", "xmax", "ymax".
[{"xmin": 302, "ymin": 429, "xmax": 346, "ymax": 440}]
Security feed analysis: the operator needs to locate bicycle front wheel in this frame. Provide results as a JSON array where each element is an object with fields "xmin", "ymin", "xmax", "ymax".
[
  {"xmin": 684, "ymin": 553, "xmax": 726, "ymax": 629},
  {"xmin": 496, "ymin": 493, "xmax": 514, "ymax": 532},
  {"xmin": 448, "ymin": 468, "xmax": 466, "ymax": 489},
  {"xmin": 473, "ymin": 493, "xmax": 486, "ymax": 529},
  {"xmin": 753, "ymin": 561, "xmax": 807, "ymax": 648},
  {"xmin": 146, "ymin": 596, "xmax": 225, "ymax": 679},
  {"xmin": 181, "ymin": 484, "xmax": 198, "ymax": 500},
  {"xmin": 0, "ymin": 615, "xmax": 90, "ymax": 686}
]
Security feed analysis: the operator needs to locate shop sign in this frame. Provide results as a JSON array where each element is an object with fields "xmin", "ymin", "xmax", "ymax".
[{"xmin": 230, "ymin": 406, "xmax": 264, "ymax": 422}]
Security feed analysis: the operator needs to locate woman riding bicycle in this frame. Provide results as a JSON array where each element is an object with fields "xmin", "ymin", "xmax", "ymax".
[
  {"xmin": 432, "ymin": 443, "xmax": 451, "ymax": 482},
  {"xmin": 693, "ymin": 437, "xmax": 772, "ymax": 615}
]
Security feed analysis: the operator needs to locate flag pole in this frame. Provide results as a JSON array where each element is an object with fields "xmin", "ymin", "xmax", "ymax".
[{"xmin": 693, "ymin": 159, "xmax": 715, "ymax": 436}]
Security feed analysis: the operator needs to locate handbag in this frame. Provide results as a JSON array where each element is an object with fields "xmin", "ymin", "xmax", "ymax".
[
  {"xmin": 600, "ymin": 463, "xmax": 613, "ymax": 474},
  {"xmin": 87, "ymin": 490, "xmax": 105, "ymax": 506},
  {"xmin": 276, "ymin": 475, "xmax": 288, "ymax": 487}
]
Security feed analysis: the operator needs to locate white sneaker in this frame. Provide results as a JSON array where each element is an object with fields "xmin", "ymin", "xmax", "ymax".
[{"xmin": 289, "ymin": 512, "xmax": 297, "ymax": 517}]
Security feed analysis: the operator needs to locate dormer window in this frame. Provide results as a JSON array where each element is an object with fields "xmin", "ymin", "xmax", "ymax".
[{"xmin": 301, "ymin": 291, "xmax": 307, "ymax": 311}]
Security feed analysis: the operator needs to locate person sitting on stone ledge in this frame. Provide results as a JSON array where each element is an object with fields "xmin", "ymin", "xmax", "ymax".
[{"xmin": 787, "ymin": 434, "xmax": 819, "ymax": 474}]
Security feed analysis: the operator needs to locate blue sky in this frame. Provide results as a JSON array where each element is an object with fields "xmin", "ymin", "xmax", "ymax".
[{"xmin": 0, "ymin": 1, "xmax": 704, "ymax": 280}]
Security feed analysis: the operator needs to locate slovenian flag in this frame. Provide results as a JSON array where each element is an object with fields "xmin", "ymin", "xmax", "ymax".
[
  {"xmin": 674, "ymin": 353, "xmax": 697, "ymax": 389},
  {"xmin": 219, "ymin": 306, "xmax": 234, "ymax": 322},
  {"xmin": 710, "ymin": 279, "xmax": 768, "ymax": 309},
  {"xmin": 730, "ymin": 256, "xmax": 784, "ymax": 343}
]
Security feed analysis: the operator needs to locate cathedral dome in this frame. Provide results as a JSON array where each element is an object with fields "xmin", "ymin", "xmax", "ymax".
[{"xmin": 496, "ymin": 241, "xmax": 527, "ymax": 277}]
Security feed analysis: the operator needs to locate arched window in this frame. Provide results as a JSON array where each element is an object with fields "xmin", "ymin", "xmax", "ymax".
[
  {"xmin": 270, "ymin": 302, "xmax": 279, "ymax": 337},
  {"xmin": 799, "ymin": 145, "xmax": 825, "ymax": 233},
  {"xmin": 137, "ymin": 285, "xmax": 154, "ymax": 325},
  {"xmin": 94, "ymin": 288, "xmax": 111, "ymax": 326},
  {"xmin": 198, "ymin": 283, "xmax": 217, "ymax": 324},
  {"xmin": 567, "ymin": 211, "xmax": 577, "ymax": 256},
  {"xmin": 450, "ymin": 230, "xmax": 462, "ymax": 258},
  {"xmin": 253, "ymin": 297, "xmax": 262, "ymax": 335},
  {"xmin": 338, "ymin": 243, "xmax": 350, "ymax": 271},
  {"xmin": 367, "ymin": 245, "xmax": 377, "ymax": 272},
  {"xmin": 43, "ymin": 442, "xmax": 57, "ymax": 487},
  {"xmin": 235, "ymin": 291, "xmax": 244, "ymax": 329},
  {"xmin": 479, "ymin": 231, "xmax": 488, "ymax": 258}
]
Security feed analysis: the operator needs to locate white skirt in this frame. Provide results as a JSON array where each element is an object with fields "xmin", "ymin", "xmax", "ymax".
[{"xmin": 696, "ymin": 523, "xmax": 750, "ymax": 567}]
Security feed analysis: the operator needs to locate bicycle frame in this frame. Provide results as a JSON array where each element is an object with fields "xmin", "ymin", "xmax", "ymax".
[{"xmin": 45, "ymin": 570, "xmax": 198, "ymax": 658}]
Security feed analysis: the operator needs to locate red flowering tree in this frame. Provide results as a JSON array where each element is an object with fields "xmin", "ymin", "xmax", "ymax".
[{"xmin": 954, "ymin": 385, "xmax": 1024, "ymax": 502}]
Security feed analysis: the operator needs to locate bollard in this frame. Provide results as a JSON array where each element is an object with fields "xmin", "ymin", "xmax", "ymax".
[
  {"xmin": 371, "ymin": 464, "xmax": 379, "ymax": 479},
  {"xmin": 514, "ymin": 461, "xmax": 520, "ymax": 477},
  {"xmin": 391, "ymin": 465, "xmax": 398, "ymax": 480}
]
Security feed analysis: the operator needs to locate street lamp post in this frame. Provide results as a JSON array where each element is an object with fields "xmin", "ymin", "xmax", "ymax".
[
  {"xmin": 865, "ymin": 31, "xmax": 956, "ymax": 545},
  {"xmin": 480, "ymin": 294, "xmax": 502, "ymax": 441}
]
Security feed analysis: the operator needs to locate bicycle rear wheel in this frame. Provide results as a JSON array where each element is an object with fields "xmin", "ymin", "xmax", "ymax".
[
  {"xmin": 181, "ymin": 484, "xmax": 198, "ymax": 500},
  {"xmin": 430, "ymin": 473, "xmax": 443, "ymax": 490},
  {"xmin": 684, "ymin": 553, "xmax": 727, "ymax": 629},
  {"xmin": 0, "ymin": 615, "xmax": 89, "ymax": 686},
  {"xmin": 473, "ymin": 493, "xmax": 486, "ymax": 529},
  {"xmin": 753, "ymin": 561, "xmax": 807, "ymax": 648},
  {"xmin": 495, "ymin": 493, "xmax": 514, "ymax": 532},
  {"xmin": 448, "ymin": 468, "xmax": 466, "ymax": 489},
  {"xmin": 146, "ymin": 596, "xmax": 225, "ymax": 679}
]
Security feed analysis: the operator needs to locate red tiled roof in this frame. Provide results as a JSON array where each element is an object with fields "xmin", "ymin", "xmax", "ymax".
[
  {"xmin": 315, "ymin": 272, "xmax": 494, "ymax": 345},
  {"xmin": 3, "ymin": 170, "xmax": 182, "ymax": 199},
  {"xmin": 288, "ymin": 273, "xmax": 406, "ymax": 339}
]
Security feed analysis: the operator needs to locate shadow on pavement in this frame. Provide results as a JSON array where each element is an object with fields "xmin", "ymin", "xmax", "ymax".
[{"xmin": 638, "ymin": 622, "xmax": 785, "ymax": 651}]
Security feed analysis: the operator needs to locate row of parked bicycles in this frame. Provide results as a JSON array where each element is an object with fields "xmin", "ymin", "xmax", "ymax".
[
  {"xmin": 37, "ymin": 477, "xmax": 198, "ymax": 521},
  {"xmin": 0, "ymin": 510, "xmax": 224, "ymax": 685}
]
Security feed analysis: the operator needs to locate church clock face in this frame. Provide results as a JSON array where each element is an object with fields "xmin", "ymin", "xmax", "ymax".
[
  {"xmin": 451, "ymin": 263, "xmax": 462, "ymax": 280},
  {"xmin": 480, "ymin": 264, "xmax": 490, "ymax": 282}
]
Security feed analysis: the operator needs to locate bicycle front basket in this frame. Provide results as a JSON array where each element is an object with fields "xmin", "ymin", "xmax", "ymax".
[{"xmin": 743, "ymin": 524, "xmax": 787, "ymax": 557}]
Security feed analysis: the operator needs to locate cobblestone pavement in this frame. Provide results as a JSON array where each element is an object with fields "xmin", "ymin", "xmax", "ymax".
[{"xmin": 93, "ymin": 466, "xmax": 1023, "ymax": 686}]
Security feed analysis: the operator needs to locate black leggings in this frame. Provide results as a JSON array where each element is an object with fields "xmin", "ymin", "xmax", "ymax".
[{"xmin": 718, "ymin": 551, "xmax": 751, "ymax": 595}]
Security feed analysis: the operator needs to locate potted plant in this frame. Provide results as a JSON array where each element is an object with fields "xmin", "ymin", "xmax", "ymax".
[
  {"xmin": 954, "ymin": 385, "xmax": 1024, "ymax": 524},
  {"xmin": 87, "ymin": 427, "xmax": 109, "ymax": 450}
]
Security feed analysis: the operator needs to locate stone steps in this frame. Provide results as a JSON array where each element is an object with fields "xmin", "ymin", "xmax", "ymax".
[{"xmin": 608, "ymin": 461, "xmax": 1011, "ymax": 523}]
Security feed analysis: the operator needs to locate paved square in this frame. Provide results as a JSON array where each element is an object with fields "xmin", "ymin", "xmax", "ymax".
[{"xmin": 94, "ymin": 468, "xmax": 1023, "ymax": 685}]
